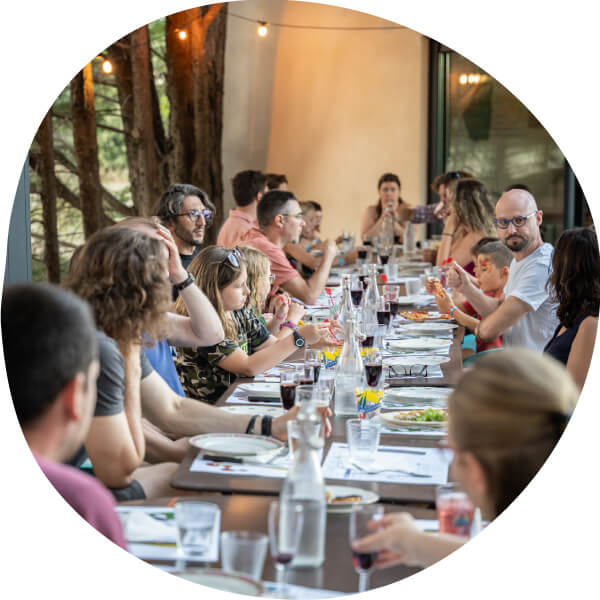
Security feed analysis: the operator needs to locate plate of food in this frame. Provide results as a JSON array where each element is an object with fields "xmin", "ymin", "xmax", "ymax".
[
  {"xmin": 399, "ymin": 310, "xmax": 454, "ymax": 323},
  {"xmin": 237, "ymin": 382, "xmax": 281, "ymax": 398},
  {"xmin": 325, "ymin": 485, "xmax": 379, "ymax": 513},
  {"xmin": 388, "ymin": 338, "xmax": 453, "ymax": 351},
  {"xmin": 189, "ymin": 433, "xmax": 285, "ymax": 458},
  {"xmin": 380, "ymin": 408, "xmax": 448, "ymax": 428}
]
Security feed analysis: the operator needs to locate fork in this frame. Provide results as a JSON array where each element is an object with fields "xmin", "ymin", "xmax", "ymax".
[{"xmin": 351, "ymin": 461, "xmax": 431, "ymax": 478}]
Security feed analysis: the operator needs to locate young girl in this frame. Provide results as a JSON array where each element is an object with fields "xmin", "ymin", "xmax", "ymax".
[
  {"xmin": 175, "ymin": 245, "xmax": 337, "ymax": 404},
  {"xmin": 238, "ymin": 245, "xmax": 305, "ymax": 338},
  {"xmin": 352, "ymin": 349, "xmax": 577, "ymax": 568}
]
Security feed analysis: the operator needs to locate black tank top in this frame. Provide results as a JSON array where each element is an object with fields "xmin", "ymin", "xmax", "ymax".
[{"xmin": 544, "ymin": 313, "xmax": 593, "ymax": 365}]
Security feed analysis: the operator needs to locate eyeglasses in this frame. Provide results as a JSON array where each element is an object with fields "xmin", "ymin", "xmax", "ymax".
[
  {"xmin": 174, "ymin": 208, "xmax": 213, "ymax": 226},
  {"xmin": 221, "ymin": 246, "xmax": 243, "ymax": 268},
  {"xmin": 493, "ymin": 211, "xmax": 537, "ymax": 230},
  {"xmin": 387, "ymin": 363, "xmax": 428, "ymax": 378},
  {"xmin": 280, "ymin": 212, "xmax": 304, "ymax": 220}
]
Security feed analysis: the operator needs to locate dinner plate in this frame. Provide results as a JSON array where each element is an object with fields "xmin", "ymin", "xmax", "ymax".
[
  {"xmin": 380, "ymin": 410, "xmax": 448, "ymax": 429},
  {"xmin": 384, "ymin": 355, "xmax": 450, "ymax": 367},
  {"xmin": 398, "ymin": 322, "xmax": 458, "ymax": 334},
  {"xmin": 395, "ymin": 295, "xmax": 431, "ymax": 305},
  {"xmin": 189, "ymin": 433, "xmax": 285, "ymax": 457},
  {"xmin": 220, "ymin": 405, "xmax": 285, "ymax": 417},
  {"xmin": 325, "ymin": 485, "xmax": 379, "ymax": 513},
  {"xmin": 177, "ymin": 569, "xmax": 264, "ymax": 596},
  {"xmin": 384, "ymin": 387, "xmax": 452, "ymax": 404},
  {"xmin": 237, "ymin": 382, "xmax": 281, "ymax": 398},
  {"xmin": 388, "ymin": 338, "xmax": 452, "ymax": 351}
]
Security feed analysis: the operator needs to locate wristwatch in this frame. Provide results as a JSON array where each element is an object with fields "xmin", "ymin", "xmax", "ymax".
[
  {"xmin": 292, "ymin": 329, "xmax": 306, "ymax": 348},
  {"xmin": 173, "ymin": 272, "xmax": 195, "ymax": 293}
]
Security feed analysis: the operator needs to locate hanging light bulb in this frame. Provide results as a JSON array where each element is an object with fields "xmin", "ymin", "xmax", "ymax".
[
  {"xmin": 177, "ymin": 29, "xmax": 187, "ymax": 40},
  {"xmin": 459, "ymin": 74, "xmax": 468, "ymax": 85},
  {"xmin": 102, "ymin": 59, "xmax": 113, "ymax": 74},
  {"xmin": 257, "ymin": 22, "xmax": 268, "ymax": 37}
]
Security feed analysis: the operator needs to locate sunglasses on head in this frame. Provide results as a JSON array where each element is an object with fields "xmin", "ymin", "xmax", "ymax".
[{"xmin": 221, "ymin": 246, "xmax": 243, "ymax": 268}]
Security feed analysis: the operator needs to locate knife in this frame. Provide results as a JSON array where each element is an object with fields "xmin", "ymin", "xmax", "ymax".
[
  {"xmin": 201, "ymin": 454, "xmax": 288, "ymax": 470},
  {"xmin": 247, "ymin": 396, "xmax": 282, "ymax": 404}
]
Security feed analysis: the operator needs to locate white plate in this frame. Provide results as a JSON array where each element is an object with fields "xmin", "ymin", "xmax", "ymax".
[
  {"xmin": 237, "ymin": 382, "xmax": 281, "ymax": 398},
  {"xmin": 384, "ymin": 355, "xmax": 450, "ymax": 367},
  {"xmin": 395, "ymin": 295, "xmax": 431, "ymax": 305},
  {"xmin": 177, "ymin": 569, "xmax": 264, "ymax": 596},
  {"xmin": 189, "ymin": 433, "xmax": 285, "ymax": 457},
  {"xmin": 384, "ymin": 387, "xmax": 452, "ymax": 403},
  {"xmin": 220, "ymin": 405, "xmax": 285, "ymax": 417},
  {"xmin": 380, "ymin": 410, "xmax": 448, "ymax": 429},
  {"xmin": 388, "ymin": 338, "xmax": 452, "ymax": 351},
  {"xmin": 325, "ymin": 485, "xmax": 379, "ymax": 513},
  {"xmin": 399, "ymin": 322, "xmax": 458, "ymax": 333}
]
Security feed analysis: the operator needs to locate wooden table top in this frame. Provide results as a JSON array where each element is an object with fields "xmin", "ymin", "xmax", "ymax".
[{"xmin": 121, "ymin": 493, "xmax": 435, "ymax": 594}]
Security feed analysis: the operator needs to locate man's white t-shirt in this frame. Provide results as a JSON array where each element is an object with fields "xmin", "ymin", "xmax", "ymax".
[{"xmin": 502, "ymin": 242, "xmax": 559, "ymax": 350}]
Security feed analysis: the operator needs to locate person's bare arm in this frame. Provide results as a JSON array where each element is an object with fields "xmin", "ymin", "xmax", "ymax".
[
  {"xmin": 140, "ymin": 372, "xmax": 330, "ymax": 440},
  {"xmin": 142, "ymin": 418, "xmax": 190, "ymax": 464},
  {"xmin": 281, "ymin": 241, "xmax": 337, "ymax": 304},
  {"xmin": 478, "ymin": 296, "xmax": 532, "ymax": 341},
  {"xmin": 361, "ymin": 205, "xmax": 385, "ymax": 240},
  {"xmin": 566, "ymin": 316, "xmax": 598, "ymax": 390},
  {"xmin": 284, "ymin": 242, "xmax": 322, "ymax": 271},
  {"xmin": 85, "ymin": 344, "xmax": 145, "ymax": 489}
]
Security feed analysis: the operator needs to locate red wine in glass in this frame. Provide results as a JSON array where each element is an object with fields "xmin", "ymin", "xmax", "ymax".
[
  {"xmin": 389, "ymin": 301, "xmax": 400, "ymax": 316},
  {"xmin": 280, "ymin": 383, "xmax": 297, "ymax": 410},
  {"xmin": 274, "ymin": 552, "xmax": 294, "ymax": 565},
  {"xmin": 305, "ymin": 363, "xmax": 321, "ymax": 382},
  {"xmin": 358, "ymin": 274, "xmax": 368, "ymax": 289},
  {"xmin": 379, "ymin": 255, "xmax": 389, "ymax": 265},
  {"xmin": 361, "ymin": 335, "xmax": 374, "ymax": 348},
  {"xmin": 364, "ymin": 363, "xmax": 383, "ymax": 387},
  {"xmin": 376, "ymin": 310, "xmax": 391, "ymax": 327},
  {"xmin": 352, "ymin": 550, "xmax": 379, "ymax": 572},
  {"xmin": 357, "ymin": 249, "xmax": 368, "ymax": 260},
  {"xmin": 299, "ymin": 378, "xmax": 313, "ymax": 386},
  {"xmin": 351, "ymin": 288, "xmax": 364, "ymax": 306}
]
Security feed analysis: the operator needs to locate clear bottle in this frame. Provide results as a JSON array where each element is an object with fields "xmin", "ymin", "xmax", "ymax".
[
  {"xmin": 380, "ymin": 199, "xmax": 395, "ymax": 257},
  {"xmin": 334, "ymin": 315, "xmax": 365, "ymax": 416},
  {"xmin": 280, "ymin": 401, "xmax": 326, "ymax": 567},
  {"xmin": 360, "ymin": 264, "xmax": 381, "ymax": 328},
  {"xmin": 404, "ymin": 221, "xmax": 416, "ymax": 258},
  {"xmin": 337, "ymin": 275, "xmax": 355, "ymax": 326}
]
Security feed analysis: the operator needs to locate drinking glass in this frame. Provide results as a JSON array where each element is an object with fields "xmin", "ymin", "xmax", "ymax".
[
  {"xmin": 286, "ymin": 419, "xmax": 322, "ymax": 459},
  {"xmin": 220, "ymin": 531, "xmax": 268, "ymax": 580},
  {"xmin": 405, "ymin": 278, "xmax": 421, "ymax": 296},
  {"xmin": 436, "ymin": 483, "xmax": 475, "ymax": 537},
  {"xmin": 363, "ymin": 348, "xmax": 383, "ymax": 387},
  {"xmin": 280, "ymin": 370, "xmax": 298, "ymax": 410},
  {"xmin": 350, "ymin": 274, "xmax": 364, "ymax": 307},
  {"xmin": 268, "ymin": 501, "xmax": 304, "ymax": 598},
  {"xmin": 376, "ymin": 299, "xmax": 391, "ymax": 331},
  {"xmin": 383, "ymin": 262, "xmax": 399, "ymax": 281},
  {"xmin": 295, "ymin": 384, "xmax": 315, "ymax": 412},
  {"xmin": 304, "ymin": 349, "xmax": 321, "ymax": 383},
  {"xmin": 174, "ymin": 501, "xmax": 219, "ymax": 559},
  {"xmin": 349, "ymin": 504, "xmax": 384, "ymax": 593},
  {"xmin": 346, "ymin": 419, "xmax": 380, "ymax": 467}
]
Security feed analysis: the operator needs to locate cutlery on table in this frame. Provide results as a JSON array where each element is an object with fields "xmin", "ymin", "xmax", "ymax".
[{"xmin": 351, "ymin": 462, "xmax": 431, "ymax": 478}]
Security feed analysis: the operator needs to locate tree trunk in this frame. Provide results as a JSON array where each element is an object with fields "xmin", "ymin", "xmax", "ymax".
[
  {"xmin": 166, "ymin": 9, "xmax": 196, "ymax": 183},
  {"xmin": 166, "ymin": 4, "xmax": 227, "ymax": 244},
  {"xmin": 71, "ymin": 63, "xmax": 104, "ymax": 237},
  {"xmin": 129, "ymin": 26, "xmax": 164, "ymax": 215},
  {"xmin": 191, "ymin": 4, "xmax": 227, "ymax": 244},
  {"xmin": 35, "ymin": 112, "xmax": 60, "ymax": 282}
]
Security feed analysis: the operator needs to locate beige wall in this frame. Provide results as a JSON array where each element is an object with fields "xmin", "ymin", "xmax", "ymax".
[{"xmin": 223, "ymin": 1, "xmax": 429, "ymax": 240}]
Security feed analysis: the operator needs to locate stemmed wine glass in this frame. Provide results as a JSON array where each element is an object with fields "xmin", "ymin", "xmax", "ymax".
[
  {"xmin": 268, "ymin": 501, "xmax": 304, "ymax": 598},
  {"xmin": 349, "ymin": 504, "xmax": 384, "ymax": 593}
]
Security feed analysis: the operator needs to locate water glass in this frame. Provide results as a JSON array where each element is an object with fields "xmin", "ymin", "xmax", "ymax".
[
  {"xmin": 295, "ymin": 384, "xmax": 315, "ymax": 411},
  {"xmin": 436, "ymin": 483, "xmax": 475, "ymax": 537},
  {"xmin": 405, "ymin": 278, "xmax": 421, "ymax": 296},
  {"xmin": 174, "ymin": 501, "xmax": 219, "ymax": 558},
  {"xmin": 383, "ymin": 262, "xmax": 398, "ymax": 281},
  {"xmin": 286, "ymin": 419, "xmax": 322, "ymax": 459},
  {"xmin": 220, "ymin": 531, "xmax": 268, "ymax": 580},
  {"xmin": 346, "ymin": 419, "xmax": 380, "ymax": 467}
]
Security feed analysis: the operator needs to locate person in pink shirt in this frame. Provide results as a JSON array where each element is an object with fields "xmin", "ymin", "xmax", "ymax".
[
  {"xmin": 217, "ymin": 170, "xmax": 267, "ymax": 247},
  {"xmin": 3, "ymin": 283, "xmax": 127, "ymax": 549},
  {"xmin": 242, "ymin": 190, "xmax": 338, "ymax": 304}
]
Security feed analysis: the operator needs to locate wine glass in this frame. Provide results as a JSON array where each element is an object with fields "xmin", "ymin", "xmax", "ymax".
[
  {"xmin": 349, "ymin": 504, "xmax": 384, "ymax": 593},
  {"xmin": 268, "ymin": 501, "xmax": 304, "ymax": 598}
]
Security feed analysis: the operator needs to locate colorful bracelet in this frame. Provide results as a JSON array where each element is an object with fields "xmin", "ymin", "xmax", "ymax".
[
  {"xmin": 280, "ymin": 320, "xmax": 296, "ymax": 331},
  {"xmin": 274, "ymin": 313, "xmax": 286, "ymax": 321},
  {"xmin": 449, "ymin": 305, "xmax": 457, "ymax": 316}
]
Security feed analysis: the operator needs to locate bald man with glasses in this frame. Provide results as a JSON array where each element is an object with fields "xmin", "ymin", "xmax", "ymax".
[{"xmin": 446, "ymin": 188, "xmax": 558, "ymax": 350}]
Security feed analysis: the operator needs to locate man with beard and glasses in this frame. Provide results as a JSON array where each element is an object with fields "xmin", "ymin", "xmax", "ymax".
[
  {"xmin": 445, "ymin": 188, "xmax": 558, "ymax": 350},
  {"xmin": 156, "ymin": 183, "xmax": 215, "ymax": 269}
]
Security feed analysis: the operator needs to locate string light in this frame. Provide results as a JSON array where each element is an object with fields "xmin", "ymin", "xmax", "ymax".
[
  {"xmin": 102, "ymin": 59, "xmax": 113, "ymax": 74},
  {"xmin": 459, "ymin": 73, "xmax": 481, "ymax": 85},
  {"xmin": 177, "ymin": 29, "xmax": 187, "ymax": 40},
  {"xmin": 257, "ymin": 22, "xmax": 268, "ymax": 37},
  {"xmin": 459, "ymin": 74, "xmax": 468, "ymax": 85}
]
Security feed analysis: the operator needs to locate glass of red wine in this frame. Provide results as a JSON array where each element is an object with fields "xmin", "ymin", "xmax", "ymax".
[
  {"xmin": 304, "ymin": 349, "xmax": 321, "ymax": 383},
  {"xmin": 363, "ymin": 349, "xmax": 383, "ymax": 387},
  {"xmin": 349, "ymin": 504, "xmax": 384, "ymax": 593},
  {"xmin": 376, "ymin": 299, "xmax": 391, "ymax": 330},
  {"xmin": 280, "ymin": 370, "xmax": 298, "ymax": 410},
  {"xmin": 268, "ymin": 500, "xmax": 304, "ymax": 598}
]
